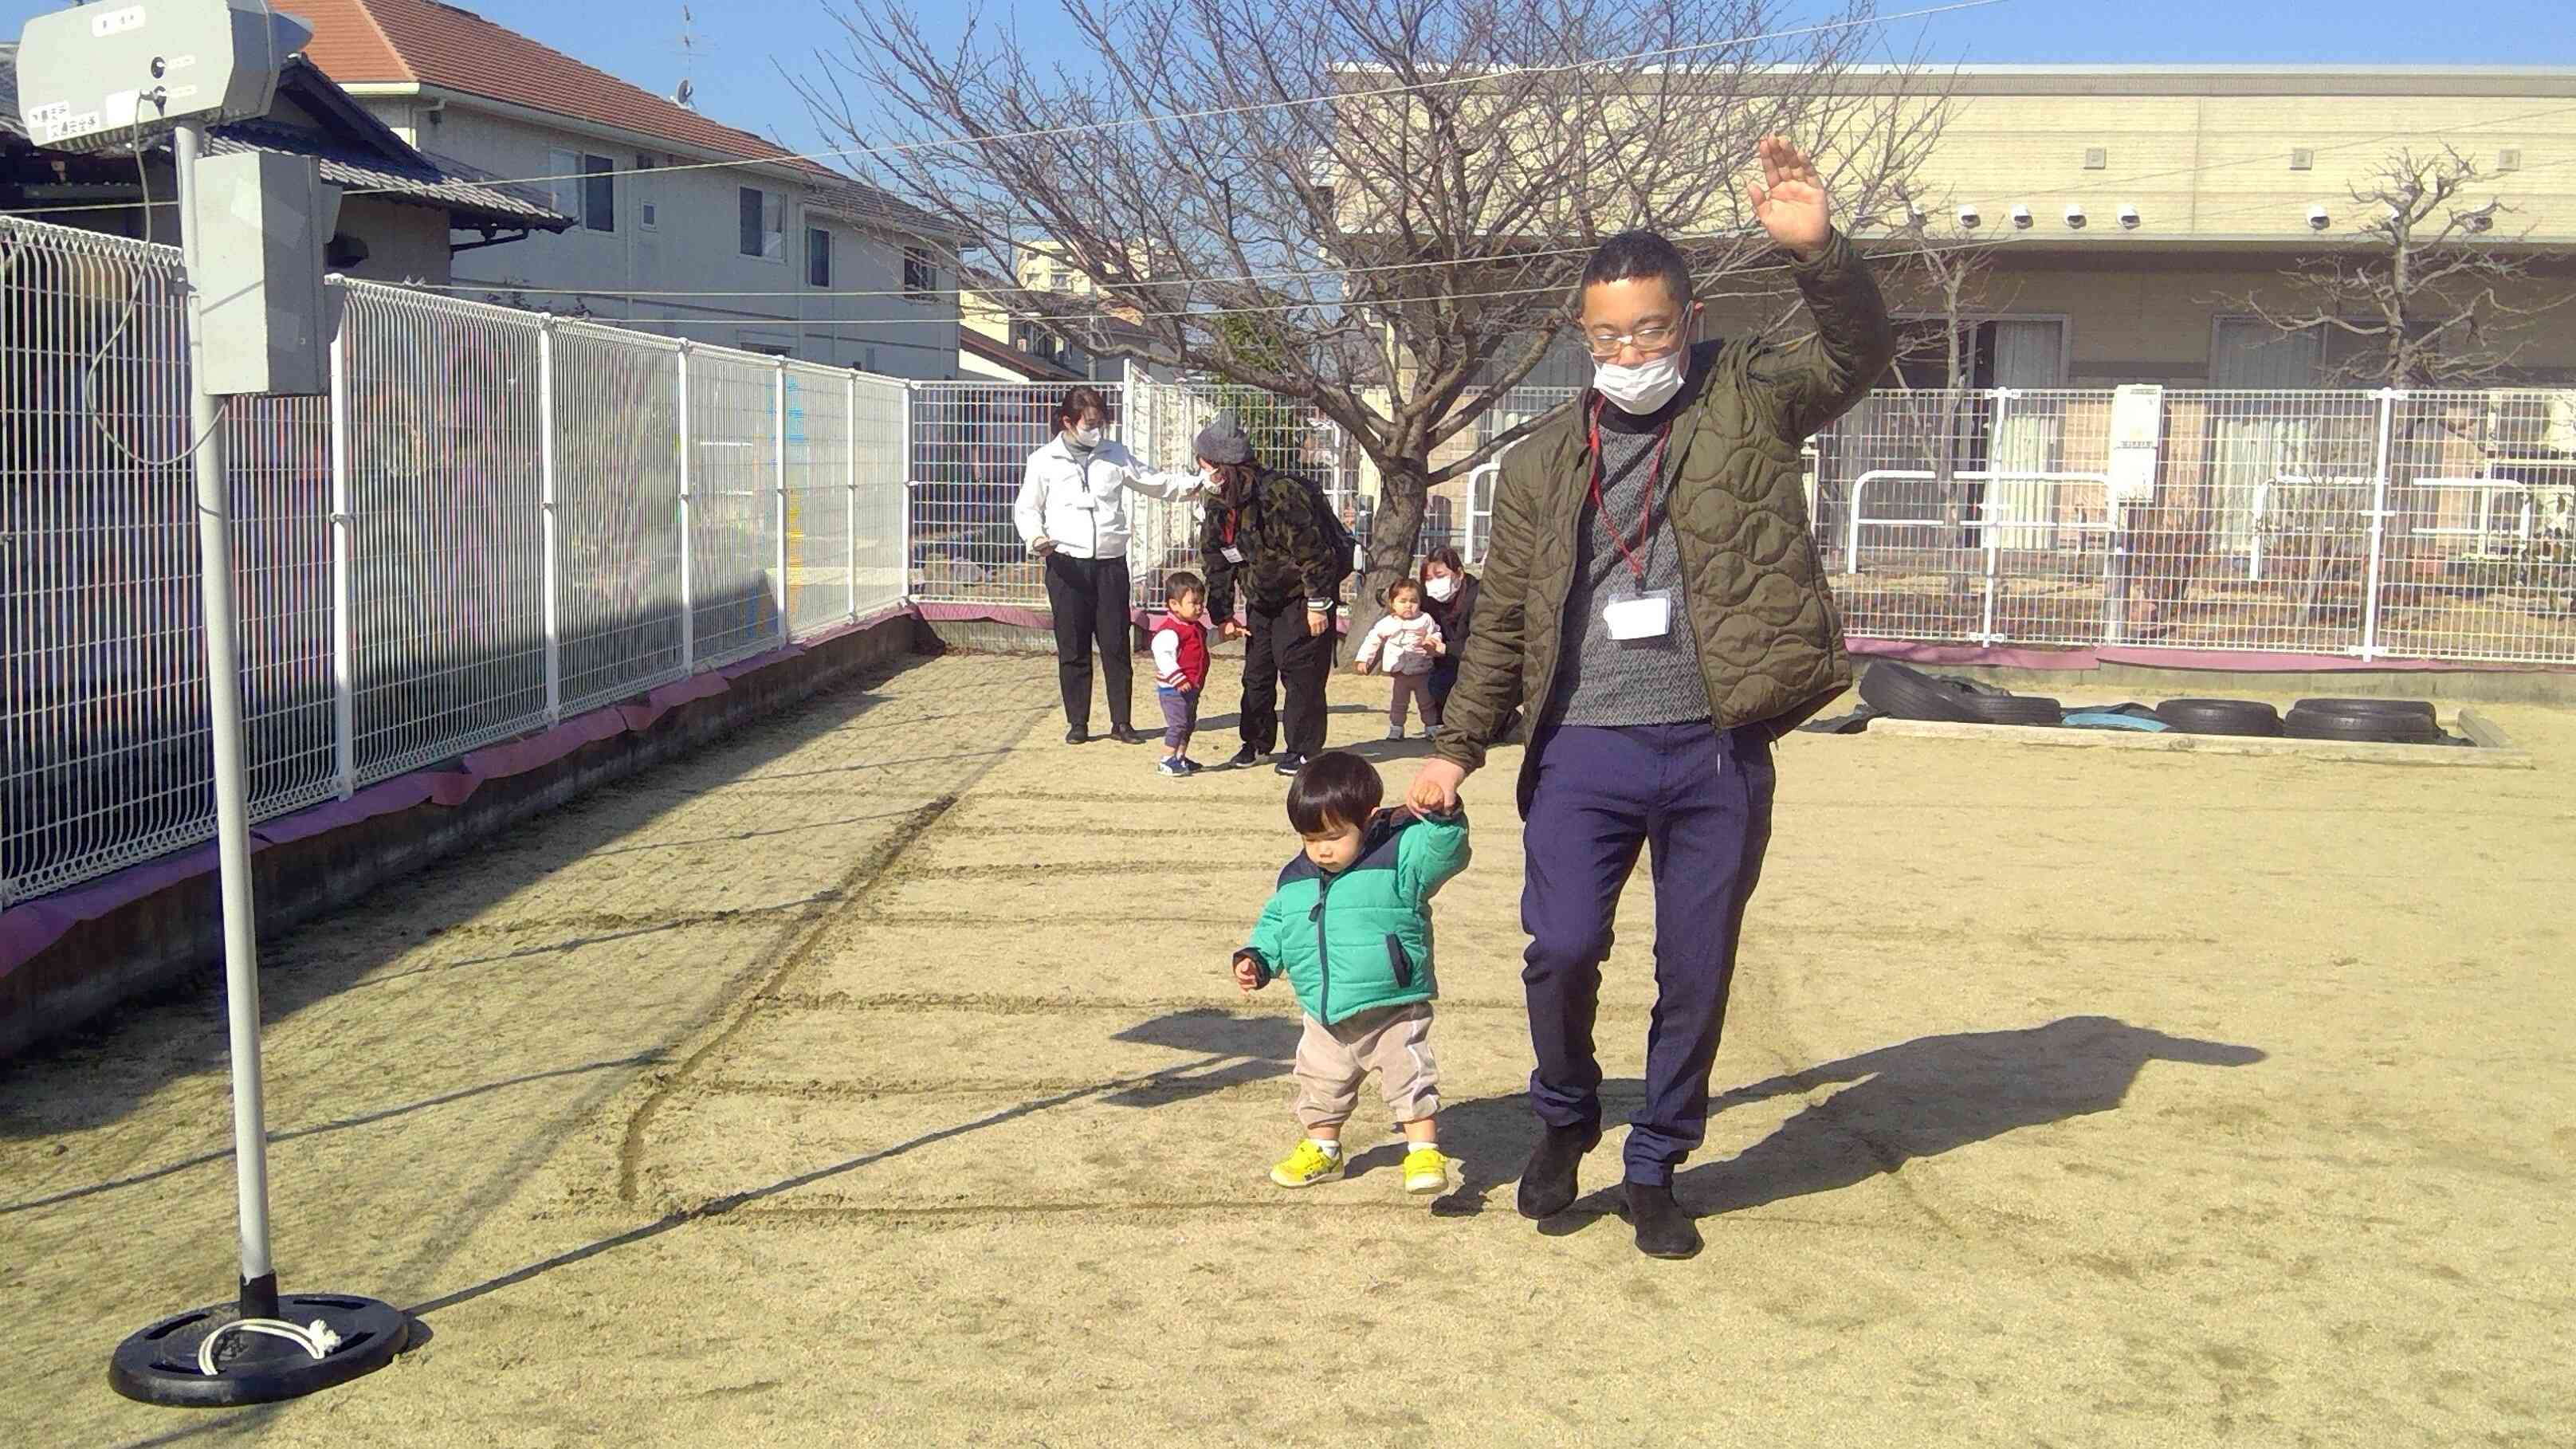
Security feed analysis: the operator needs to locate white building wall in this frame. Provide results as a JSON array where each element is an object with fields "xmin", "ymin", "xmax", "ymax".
[{"xmin": 363, "ymin": 97, "xmax": 960, "ymax": 379}]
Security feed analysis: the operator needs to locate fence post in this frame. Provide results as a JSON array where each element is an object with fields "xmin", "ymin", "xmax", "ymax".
[
  {"xmin": 537, "ymin": 316, "xmax": 562, "ymax": 722},
  {"xmin": 846, "ymin": 370, "xmax": 860, "ymax": 623},
  {"xmin": 774, "ymin": 358, "xmax": 791, "ymax": 648},
  {"xmin": 899, "ymin": 381, "xmax": 916, "ymax": 604},
  {"xmin": 677, "ymin": 341, "xmax": 695, "ymax": 673},
  {"xmin": 1981, "ymin": 389, "xmax": 2011, "ymax": 645},
  {"xmin": 327, "ymin": 302, "xmax": 357, "ymax": 799},
  {"xmin": 2359, "ymin": 388, "xmax": 2399, "ymax": 661}
]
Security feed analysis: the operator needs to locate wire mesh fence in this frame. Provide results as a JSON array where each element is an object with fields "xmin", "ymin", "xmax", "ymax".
[
  {"xmin": 1, "ymin": 215, "xmax": 904, "ymax": 906},
  {"xmin": 10, "ymin": 202, "xmax": 2576, "ymax": 910}
]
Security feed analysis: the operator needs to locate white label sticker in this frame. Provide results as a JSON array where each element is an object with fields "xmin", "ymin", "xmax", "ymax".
[
  {"xmin": 27, "ymin": 102, "xmax": 69, "ymax": 125},
  {"xmin": 1219, "ymin": 546, "xmax": 1244, "ymax": 564},
  {"xmin": 104, "ymin": 90, "xmax": 141, "ymax": 130},
  {"xmin": 90, "ymin": 6, "xmax": 147, "ymax": 37},
  {"xmin": 1603, "ymin": 594, "xmax": 1672, "ymax": 641}
]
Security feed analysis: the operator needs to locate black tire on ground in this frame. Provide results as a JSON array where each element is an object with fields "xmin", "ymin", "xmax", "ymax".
[
  {"xmin": 1959, "ymin": 693, "xmax": 2064, "ymax": 727},
  {"xmin": 2283, "ymin": 705, "xmax": 2442, "ymax": 744},
  {"xmin": 2154, "ymin": 698, "xmax": 2285, "ymax": 736},
  {"xmin": 2291, "ymin": 697, "xmax": 2437, "ymax": 722},
  {"xmin": 1856, "ymin": 661, "xmax": 1983, "ymax": 723}
]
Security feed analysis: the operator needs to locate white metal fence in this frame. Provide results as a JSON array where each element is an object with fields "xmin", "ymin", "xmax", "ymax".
[
  {"xmin": 10, "ymin": 207, "xmax": 2576, "ymax": 909},
  {"xmin": 1820, "ymin": 387, "xmax": 2576, "ymax": 663},
  {"xmin": 2, "ymin": 216, "xmax": 905, "ymax": 906}
]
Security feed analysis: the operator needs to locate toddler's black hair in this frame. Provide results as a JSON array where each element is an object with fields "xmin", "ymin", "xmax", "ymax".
[{"xmin": 1286, "ymin": 751, "xmax": 1382, "ymax": 836}]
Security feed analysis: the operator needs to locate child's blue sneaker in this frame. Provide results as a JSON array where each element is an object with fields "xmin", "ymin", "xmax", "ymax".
[{"xmin": 1156, "ymin": 757, "xmax": 1191, "ymax": 779}]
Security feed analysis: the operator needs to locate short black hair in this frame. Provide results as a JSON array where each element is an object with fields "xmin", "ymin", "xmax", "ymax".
[
  {"xmin": 1164, "ymin": 571, "xmax": 1205, "ymax": 603},
  {"xmin": 1054, "ymin": 385, "xmax": 1113, "ymax": 433},
  {"xmin": 1579, "ymin": 230, "xmax": 1693, "ymax": 312},
  {"xmin": 1286, "ymin": 751, "xmax": 1383, "ymax": 836}
]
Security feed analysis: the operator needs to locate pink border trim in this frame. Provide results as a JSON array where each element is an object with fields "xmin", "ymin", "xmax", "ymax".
[
  {"xmin": 1845, "ymin": 637, "xmax": 2572, "ymax": 675},
  {"xmin": 0, "ymin": 606, "xmax": 914, "ymax": 981}
]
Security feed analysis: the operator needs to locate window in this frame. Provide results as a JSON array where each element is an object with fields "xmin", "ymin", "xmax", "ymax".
[
  {"xmin": 640, "ymin": 202, "xmax": 658, "ymax": 230},
  {"xmin": 637, "ymin": 152, "xmax": 658, "ymax": 230},
  {"xmin": 739, "ymin": 187, "xmax": 783, "ymax": 260},
  {"xmin": 1889, "ymin": 317, "xmax": 2064, "ymax": 390},
  {"xmin": 807, "ymin": 227, "xmax": 831, "ymax": 288},
  {"xmin": 548, "ymin": 150, "xmax": 615, "ymax": 230},
  {"xmin": 903, "ymin": 246, "xmax": 937, "ymax": 301},
  {"xmin": 546, "ymin": 149, "xmax": 579, "ymax": 218},
  {"xmin": 580, "ymin": 155, "xmax": 615, "ymax": 232}
]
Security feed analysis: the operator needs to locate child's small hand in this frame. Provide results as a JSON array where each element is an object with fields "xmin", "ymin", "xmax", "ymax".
[
  {"xmin": 1232, "ymin": 955, "xmax": 1265, "ymax": 993},
  {"xmin": 1428, "ymin": 638, "xmax": 1446, "ymax": 656},
  {"xmin": 1353, "ymin": 658, "xmax": 1374, "ymax": 675}
]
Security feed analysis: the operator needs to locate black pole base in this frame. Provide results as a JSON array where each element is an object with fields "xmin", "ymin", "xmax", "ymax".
[{"xmin": 109, "ymin": 1294, "xmax": 409, "ymax": 1408}]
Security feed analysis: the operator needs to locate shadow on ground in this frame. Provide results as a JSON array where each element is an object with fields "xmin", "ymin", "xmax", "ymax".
[
  {"xmin": 1424, "ymin": 1016, "xmax": 2267, "ymax": 1223},
  {"xmin": 0, "ymin": 651, "xmax": 990, "ymax": 1143}
]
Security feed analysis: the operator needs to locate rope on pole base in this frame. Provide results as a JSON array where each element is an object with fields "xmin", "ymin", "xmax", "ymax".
[{"xmin": 110, "ymin": 1294, "xmax": 409, "ymax": 1408}]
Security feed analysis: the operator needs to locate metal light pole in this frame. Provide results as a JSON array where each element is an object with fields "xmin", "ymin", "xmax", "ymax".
[{"xmin": 11, "ymin": 0, "xmax": 415, "ymax": 1403}]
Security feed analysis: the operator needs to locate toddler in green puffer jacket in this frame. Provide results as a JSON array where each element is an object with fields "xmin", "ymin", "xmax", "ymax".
[{"xmin": 1232, "ymin": 751, "xmax": 1471, "ymax": 1196}]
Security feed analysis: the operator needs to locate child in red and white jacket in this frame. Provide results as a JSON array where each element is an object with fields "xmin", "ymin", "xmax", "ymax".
[{"xmin": 1150, "ymin": 572, "xmax": 1214, "ymax": 777}]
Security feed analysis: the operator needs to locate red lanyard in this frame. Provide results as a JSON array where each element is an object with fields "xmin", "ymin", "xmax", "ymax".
[
  {"xmin": 1220, "ymin": 511, "xmax": 1239, "ymax": 547},
  {"xmin": 1586, "ymin": 396, "xmax": 1672, "ymax": 584}
]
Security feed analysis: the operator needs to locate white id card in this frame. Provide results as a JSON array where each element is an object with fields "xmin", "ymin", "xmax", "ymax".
[
  {"xmin": 1602, "ymin": 591, "xmax": 1672, "ymax": 641},
  {"xmin": 1219, "ymin": 545, "xmax": 1245, "ymax": 564}
]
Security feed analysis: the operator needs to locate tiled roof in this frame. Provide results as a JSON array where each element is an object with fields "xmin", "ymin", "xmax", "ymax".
[
  {"xmin": 0, "ymin": 46, "xmax": 568, "ymax": 231},
  {"xmin": 294, "ymin": 0, "xmax": 957, "ymax": 240},
  {"xmin": 960, "ymin": 325, "xmax": 1084, "ymax": 383}
]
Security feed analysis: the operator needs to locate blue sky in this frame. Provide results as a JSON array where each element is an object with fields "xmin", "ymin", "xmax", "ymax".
[{"xmin": 7, "ymin": 0, "xmax": 2573, "ymax": 174}]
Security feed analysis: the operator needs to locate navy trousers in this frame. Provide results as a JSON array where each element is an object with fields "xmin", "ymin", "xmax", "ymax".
[{"xmin": 1519, "ymin": 721, "xmax": 1776, "ymax": 1184}]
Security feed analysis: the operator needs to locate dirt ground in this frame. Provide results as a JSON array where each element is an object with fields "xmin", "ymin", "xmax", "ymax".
[{"xmin": 4, "ymin": 651, "xmax": 2571, "ymax": 1448}]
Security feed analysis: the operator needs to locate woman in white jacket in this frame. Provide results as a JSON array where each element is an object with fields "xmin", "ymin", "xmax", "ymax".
[{"xmin": 1015, "ymin": 386, "xmax": 1208, "ymax": 744}]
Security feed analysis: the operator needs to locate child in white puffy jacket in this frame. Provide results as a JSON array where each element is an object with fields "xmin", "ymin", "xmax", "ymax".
[{"xmin": 1353, "ymin": 579, "xmax": 1446, "ymax": 740}]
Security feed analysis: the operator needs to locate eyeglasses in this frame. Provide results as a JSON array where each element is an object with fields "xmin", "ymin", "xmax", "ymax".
[{"xmin": 1583, "ymin": 324, "xmax": 1683, "ymax": 360}]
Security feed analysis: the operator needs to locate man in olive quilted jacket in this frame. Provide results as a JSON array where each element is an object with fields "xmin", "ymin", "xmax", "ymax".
[{"xmin": 1406, "ymin": 136, "xmax": 1893, "ymax": 1259}]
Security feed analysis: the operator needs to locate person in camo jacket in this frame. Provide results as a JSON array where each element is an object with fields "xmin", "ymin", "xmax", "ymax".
[{"xmin": 1196, "ymin": 410, "xmax": 1355, "ymax": 776}]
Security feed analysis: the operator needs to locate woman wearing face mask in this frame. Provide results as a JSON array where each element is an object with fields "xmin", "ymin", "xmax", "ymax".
[
  {"xmin": 1015, "ymin": 386, "xmax": 1210, "ymax": 744},
  {"xmin": 1418, "ymin": 546, "xmax": 1480, "ymax": 725}
]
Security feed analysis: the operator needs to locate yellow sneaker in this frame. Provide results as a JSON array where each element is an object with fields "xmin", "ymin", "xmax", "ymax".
[
  {"xmin": 1270, "ymin": 1139, "xmax": 1345, "ymax": 1188},
  {"xmin": 1402, "ymin": 1146, "xmax": 1451, "ymax": 1196}
]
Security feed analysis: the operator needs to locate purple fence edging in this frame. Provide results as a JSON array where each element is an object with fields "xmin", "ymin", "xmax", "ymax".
[
  {"xmin": 0, "ymin": 606, "xmax": 913, "ymax": 983},
  {"xmin": 1844, "ymin": 636, "xmax": 2570, "ymax": 674}
]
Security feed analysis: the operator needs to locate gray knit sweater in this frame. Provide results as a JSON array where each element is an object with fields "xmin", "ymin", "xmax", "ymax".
[{"xmin": 1543, "ymin": 411, "xmax": 1713, "ymax": 728}]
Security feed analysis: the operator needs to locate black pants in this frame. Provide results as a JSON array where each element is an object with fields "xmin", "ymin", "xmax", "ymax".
[
  {"xmin": 1239, "ymin": 596, "xmax": 1337, "ymax": 757},
  {"xmin": 1520, "ymin": 721, "xmax": 1775, "ymax": 1185},
  {"xmin": 1043, "ymin": 552, "xmax": 1133, "ymax": 733}
]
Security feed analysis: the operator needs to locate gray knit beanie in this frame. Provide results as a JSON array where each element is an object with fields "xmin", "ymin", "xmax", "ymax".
[{"xmin": 1193, "ymin": 409, "xmax": 1254, "ymax": 465}]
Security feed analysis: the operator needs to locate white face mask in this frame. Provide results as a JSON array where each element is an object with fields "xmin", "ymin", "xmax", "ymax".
[
  {"xmin": 1071, "ymin": 425, "xmax": 1104, "ymax": 448},
  {"xmin": 1424, "ymin": 575, "xmax": 1458, "ymax": 602},
  {"xmin": 1592, "ymin": 344, "xmax": 1687, "ymax": 415}
]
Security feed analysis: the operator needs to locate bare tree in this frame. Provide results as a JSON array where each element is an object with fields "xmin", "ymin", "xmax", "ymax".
[
  {"xmin": 2232, "ymin": 147, "xmax": 2559, "ymax": 389},
  {"xmin": 795, "ymin": 0, "xmax": 1943, "ymax": 632},
  {"xmin": 1863, "ymin": 190, "xmax": 2015, "ymax": 599},
  {"xmin": 2225, "ymin": 147, "xmax": 2566, "ymax": 632}
]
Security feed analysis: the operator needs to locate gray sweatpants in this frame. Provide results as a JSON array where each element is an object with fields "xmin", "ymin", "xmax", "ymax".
[{"xmin": 1293, "ymin": 1003, "xmax": 1439, "ymax": 1130}]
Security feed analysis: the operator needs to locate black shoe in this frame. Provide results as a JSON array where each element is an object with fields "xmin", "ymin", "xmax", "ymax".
[
  {"xmin": 1516, "ymin": 1123, "xmax": 1600, "ymax": 1219},
  {"xmin": 1066, "ymin": 727, "xmax": 1090, "ymax": 745},
  {"xmin": 1624, "ymin": 1180, "xmax": 1702, "ymax": 1259},
  {"xmin": 1224, "ymin": 744, "xmax": 1262, "ymax": 770},
  {"xmin": 1273, "ymin": 752, "xmax": 1307, "ymax": 777},
  {"xmin": 1109, "ymin": 724, "xmax": 1144, "ymax": 745}
]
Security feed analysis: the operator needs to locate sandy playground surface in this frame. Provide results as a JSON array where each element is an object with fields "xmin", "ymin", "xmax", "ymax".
[{"xmin": 2, "ymin": 651, "xmax": 2571, "ymax": 1447}]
